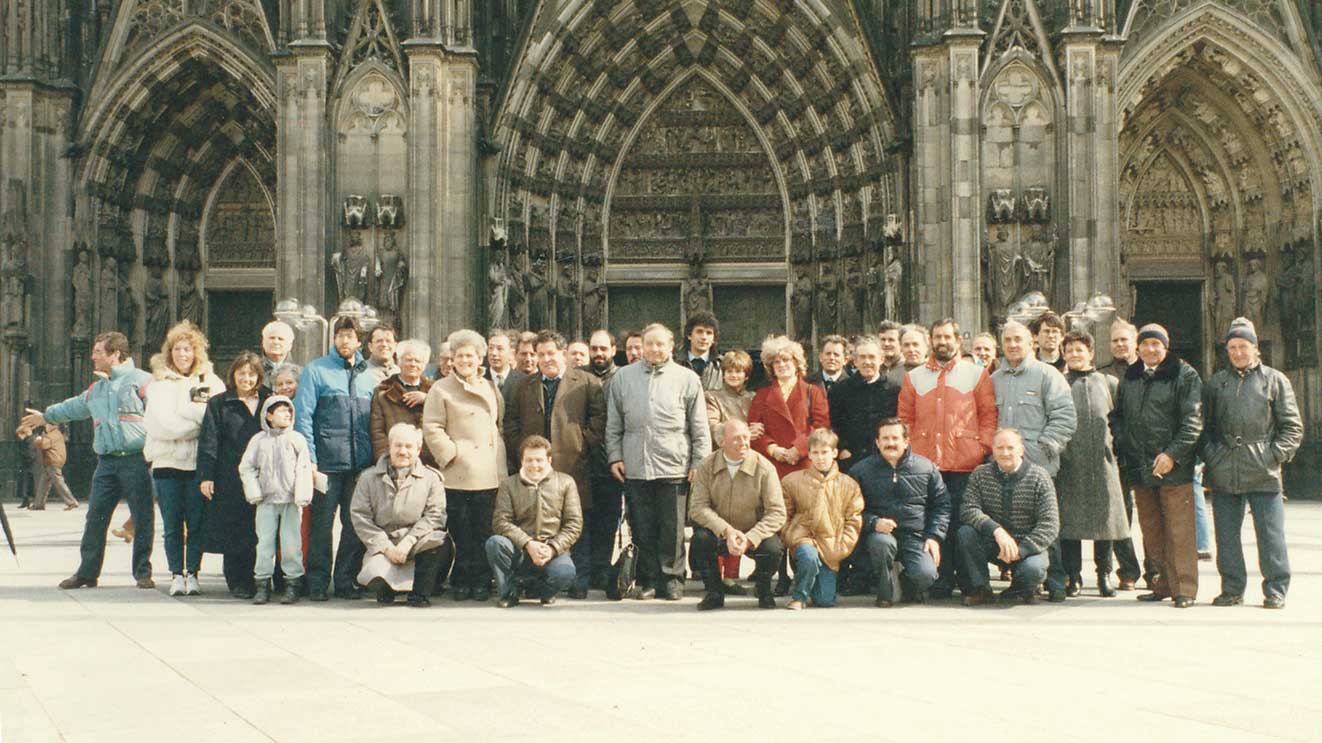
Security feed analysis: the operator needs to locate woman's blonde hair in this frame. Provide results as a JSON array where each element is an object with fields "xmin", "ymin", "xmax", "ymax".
[
  {"xmin": 154, "ymin": 320, "xmax": 211, "ymax": 375},
  {"xmin": 720, "ymin": 349, "xmax": 753, "ymax": 375},
  {"xmin": 759, "ymin": 335, "xmax": 807, "ymax": 378}
]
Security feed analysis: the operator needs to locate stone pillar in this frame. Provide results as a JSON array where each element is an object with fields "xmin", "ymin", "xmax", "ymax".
[
  {"xmin": 275, "ymin": 44, "xmax": 332, "ymax": 311},
  {"xmin": 405, "ymin": 41, "xmax": 479, "ymax": 343},
  {"xmin": 1061, "ymin": 26, "xmax": 1122, "ymax": 306},
  {"xmin": 912, "ymin": 30, "xmax": 984, "ymax": 329}
]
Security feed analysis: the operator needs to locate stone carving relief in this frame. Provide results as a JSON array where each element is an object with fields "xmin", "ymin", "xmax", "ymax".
[
  {"xmin": 1240, "ymin": 250, "xmax": 1269, "ymax": 332},
  {"xmin": 144, "ymin": 265, "xmax": 170, "ymax": 351},
  {"xmin": 332, "ymin": 231, "xmax": 377, "ymax": 304},
  {"xmin": 1210, "ymin": 256, "xmax": 1237, "ymax": 343},
  {"xmin": 1, "ymin": 233, "xmax": 31, "ymax": 333},
  {"xmin": 1277, "ymin": 241, "xmax": 1317, "ymax": 368},
  {"xmin": 71, "ymin": 246, "xmax": 93, "ymax": 338},
  {"xmin": 206, "ymin": 164, "xmax": 277, "ymax": 268}
]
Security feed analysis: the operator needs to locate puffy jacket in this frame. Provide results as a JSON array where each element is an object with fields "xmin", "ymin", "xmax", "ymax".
[
  {"xmin": 898, "ymin": 357, "xmax": 997, "ymax": 473},
  {"xmin": 293, "ymin": 351, "xmax": 376, "ymax": 473},
  {"xmin": 44, "ymin": 359, "xmax": 151, "ymax": 456},
  {"xmin": 238, "ymin": 396, "xmax": 314, "ymax": 506},
  {"xmin": 605, "ymin": 359, "xmax": 711, "ymax": 480},
  {"xmin": 1110, "ymin": 354, "xmax": 1203, "ymax": 488},
  {"xmin": 1200, "ymin": 361, "xmax": 1303, "ymax": 495},
  {"xmin": 961, "ymin": 459, "xmax": 1059, "ymax": 556},
  {"xmin": 780, "ymin": 465, "xmax": 863, "ymax": 571},
  {"xmin": 827, "ymin": 372, "xmax": 899, "ymax": 472},
  {"xmin": 492, "ymin": 470, "xmax": 582, "ymax": 556},
  {"xmin": 143, "ymin": 359, "xmax": 225, "ymax": 471},
  {"xmin": 848, "ymin": 450, "xmax": 950, "ymax": 542},
  {"xmin": 991, "ymin": 356, "xmax": 1076, "ymax": 476}
]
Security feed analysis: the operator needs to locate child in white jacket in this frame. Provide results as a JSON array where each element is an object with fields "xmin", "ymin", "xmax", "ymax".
[{"xmin": 239, "ymin": 396, "xmax": 313, "ymax": 604}]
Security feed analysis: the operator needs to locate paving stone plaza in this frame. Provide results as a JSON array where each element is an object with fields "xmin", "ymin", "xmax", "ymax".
[{"xmin": 2, "ymin": 501, "xmax": 1319, "ymax": 743}]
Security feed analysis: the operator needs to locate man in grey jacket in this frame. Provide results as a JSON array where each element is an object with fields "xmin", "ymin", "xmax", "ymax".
[
  {"xmin": 992, "ymin": 320, "xmax": 1076, "ymax": 601},
  {"xmin": 1202, "ymin": 318, "xmax": 1304, "ymax": 609},
  {"xmin": 606, "ymin": 323, "xmax": 711, "ymax": 600}
]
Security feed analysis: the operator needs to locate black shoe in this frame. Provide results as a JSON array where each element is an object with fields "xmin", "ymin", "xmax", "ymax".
[
  {"xmin": 997, "ymin": 588, "xmax": 1038, "ymax": 606},
  {"xmin": 497, "ymin": 596, "xmax": 519, "ymax": 608},
  {"xmin": 540, "ymin": 594, "xmax": 557, "ymax": 607},
  {"xmin": 16, "ymin": 502, "xmax": 28, "ymax": 509},
  {"xmin": 1263, "ymin": 595, "xmax": 1286, "ymax": 610},
  {"xmin": 1136, "ymin": 592, "xmax": 1168, "ymax": 602},
  {"xmin": 628, "ymin": 585, "xmax": 656, "ymax": 600},
  {"xmin": 28, "ymin": 505, "xmax": 45, "ymax": 511},
  {"xmin": 1197, "ymin": 551, "xmax": 1212, "ymax": 561},
  {"xmin": 253, "ymin": 582, "xmax": 271, "ymax": 605},
  {"xmin": 1212, "ymin": 593, "xmax": 1243, "ymax": 607},
  {"xmin": 373, "ymin": 581, "xmax": 396, "ymax": 606},
  {"xmin": 772, "ymin": 578, "xmax": 790, "ymax": 597},
  {"xmin": 568, "ymin": 586, "xmax": 588, "ymax": 600},
  {"xmin": 407, "ymin": 594, "xmax": 432, "ymax": 608},
  {"xmin": 452, "ymin": 586, "xmax": 471, "ymax": 601},
  {"xmin": 58, "ymin": 575, "xmax": 97, "ymax": 590},
  {"xmin": 697, "ymin": 592, "xmax": 725, "ymax": 611},
  {"xmin": 907, "ymin": 590, "xmax": 927, "ymax": 605},
  {"xmin": 309, "ymin": 587, "xmax": 329, "ymax": 602},
  {"xmin": 962, "ymin": 586, "xmax": 994, "ymax": 606},
  {"xmin": 1065, "ymin": 576, "xmax": 1082, "ymax": 598},
  {"xmin": 721, "ymin": 578, "xmax": 748, "ymax": 596},
  {"xmin": 281, "ymin": 579, "xmax": 300, "ymax": 605},
  {"xmin": 875, "ymin": 595, "xmax": 894, "ymax": 608},
  {"xmin": 1097, "ymin": 573, "xmax": 1116, "ymax": 598},
  {"xmin": 1047, "ymin": 589, "xmax": 1067, "ymax": 603},
  {"xmin": 473, "ymin": 587, "xmax": 491, "ymax": 602},
  {"xmin": 1173, "ymin": 595, "xmax": 1195, "ymax": 609},
  {"xmin": 663, "ymin": 580, "xmax": 684, "ymax": 601},
  {"xmin": 334, "ymin": 586, "xmax": 362, "ymax": 600},
  {"xmin": 929, "ymin": 585, "xmax": 953, "ymax": 600}
]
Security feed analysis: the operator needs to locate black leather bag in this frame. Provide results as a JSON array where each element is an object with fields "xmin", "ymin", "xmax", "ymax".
[{"xmin": 605, "ymin": 504, "xmax": 636, "ymax": 601}]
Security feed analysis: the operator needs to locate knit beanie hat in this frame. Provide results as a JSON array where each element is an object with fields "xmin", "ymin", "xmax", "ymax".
[
  {"xmin": 1136, "ymin": 324, "xmax": 1170, "ymax": 348},
  {"xmin": 1225, "ymin": 317, "xmax": 1258, "ymax": 346}
]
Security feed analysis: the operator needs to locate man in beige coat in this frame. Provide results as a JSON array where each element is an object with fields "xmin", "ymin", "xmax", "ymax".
[
  {"xmin": 503, "ymin": 330, "xmax": 606, "ymax": 598},
  {"xmin": 689, "ymin": 419, "xmax": 787, "ymax": 610}
]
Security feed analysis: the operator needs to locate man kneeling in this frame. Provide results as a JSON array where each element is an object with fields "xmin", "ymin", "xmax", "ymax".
[
  {"xmin": 958, "ymin": 428, "xmax": 1060, "ymax": 606},
  {"xmin": 486, "ymin": 436, "xmax": 582, "ymax": 607},
  {"xmin": 689, "ymin": 420, "xmax": 787, "ymax": 610},
  {"xmin": 780, "ymin": 428, "xmax": 863, "ymax": 610}
]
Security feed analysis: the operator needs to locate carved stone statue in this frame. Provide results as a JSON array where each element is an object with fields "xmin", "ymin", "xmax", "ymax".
[
  {"xmin": 988, "ymin": 189, "xmax": 1016, "ymax": 224},
  {"xmin": 332, "ymin": 231, "xmax": 377, "ymax": 304},
  {"xmin": 790, "ymin": 265, "xmax": 814, "ymax": 343},
  {"xmin": 986, "ymin": 230, "xmax": 1021, "ymax": 318},
  {"xmin": 884, "ymin": 245, "xmax": 904, "ymax": 323},
  {"xmin": 99, "ymin": 256, "xmax": 118, "ymax": 331},
  {"xmin": 376, "ymin": 232, "xmax": 408, "ymax": 319},
  {"xmin": 1211, "ymin": 258, "xmax": 1237, "ymax": 340},
  {"xmin": 580, "ymin": 264, "xmax": 606, "ymax": 332},
  {"xmin": 1241, "ymin": 254, "xmax": 1269, "ymax": 331},
  {"xmin": 343, "ymin": 195, "xmax": 370, "ymax": 228},
  {"xmin": 1023, "ymin": 187, "xmax": 1050, "ymax": 224},
  {"xmin": 178, "ymin": 269, "xmax": 201, "ymax": 324},
  {"xmin": 843, "ymin": 256, "xmax": 865, "ymax": 334},
  {"xmin": 72, "ymin": 248, "xmax": 93, "ymax": 338},
  {"xmin": 684, "ymin": 264, "xmax": 711, "ymax": 317},
  {"xmin": 118, "ymin": 283, "xmax": 138, "ymax": 343},
  {"xmin": 526, "ymin": 256, "xmax": 550, "ymax": 331},
  {"xmin": 1, "ymin": 234, "xmax": 29, "ymax": 331},
  {"xmin": 144, "ymin": 266, "xmax": 170, "ymax": 350},
  {"xmin": 815, "ymin": 265, "xmax": 839, "ymax": 334},
  {"xmin": 488, "ymin": 253, "xmax": 511, "ymax": 328},
  {"xmin": 554, "ymin": 259, "xmax": 577, "ymax": 334},
  {"xmin": 866, "ymin": 256, "xmax": 884, "ymax": 327},
  {"xmin": 1278, "ymin": 243, "xmax": 1317, "ymax": 367},
  {"xmin": 1022, "ymin": 229, "xmax": 1056, "ymax": 298}
]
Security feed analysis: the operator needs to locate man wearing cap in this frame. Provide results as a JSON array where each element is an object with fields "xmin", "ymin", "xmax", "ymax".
[
  {"xmin": 1110, "ymin": 323, "xmax": 1204, "ymax": 608},
  {"xmin": 1200, "ymin": 318, "xmax": 1303, "ymax": 609}
]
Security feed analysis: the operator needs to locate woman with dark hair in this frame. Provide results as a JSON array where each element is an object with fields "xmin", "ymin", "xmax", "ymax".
[{"xmin": 197, "ymin": 351, "xmax": 271, "ymax": 598}]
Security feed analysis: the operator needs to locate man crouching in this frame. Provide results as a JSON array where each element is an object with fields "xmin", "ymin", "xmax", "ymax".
[{"xmin": 689, "ymin": 420, "xmax": 787, "ymax": 610}]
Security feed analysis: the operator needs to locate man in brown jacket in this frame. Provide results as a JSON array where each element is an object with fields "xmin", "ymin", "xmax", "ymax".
[
  {"xmin": 503, "ymin": 331, "xmax": 606, "ymax": 598},
  {"xmin": 19, "ymin": 423, "xmax": 78, "ymax": 510},
  {"xmin": 487, "ymin": 436, "xmax": 582, "ymax": 607},
  {"xmin": 689, "ymin": 419, "xmax": 787, "ymax": 610}
]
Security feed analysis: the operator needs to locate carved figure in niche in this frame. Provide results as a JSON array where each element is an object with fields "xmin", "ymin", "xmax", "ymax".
[
  {"xmin": 684, "ymin": 263, "xmax": 711, "ymax": 317},
  {"xmin": 843, "ymin": 256, "xmax": 866, "ymax": 334},
  {"xmin": 376, "ymin": 233, "xmax": 408, "ymax": 322},
  {"xmin": 884, "ymin": 245, "xmax": 904, "ymax": 323},
  {"xmin": 488, "ymin": 251, "xmax": 511, "ymax": 328},
  {"xmin": 988, "ymin": 189, "xmax": 1016, "ymax": 224},
  {"xmin": 506, "ymin": 257, "xmax": 527, "ymax": 329},
  {"xmin": 554, "ymin": 259, "xmax": 577, "ymax": 334},
  {"xmin": 580, "ymin": 265, "xmax": 606, "ymax": 332},
  {"xmin": 526, "ymin": 256, "xmax": 550, "ymax": 331},
  {"xmin": 343, "ymin": 195, "xmax": 371, "ymax": 228},
  {"xmin": 1241, "ymin": 254, "xmax": 1269, "ymax": 331},
  {"xmin": 1278, "ymin": 242, "xmax": 1317, "ymax": 366},
  {"xmin": 1023, "ymin": 188, "xmax": 1050, "ymax": 224},
  {"xmin": 1211, "ymin": 258, "xmax": 1237, "ymax": 340},
  {"xmin": 118, "ymin": 284, "xmax": 138, "ymax": 344},
  {"xmin": 866, "ymin": 255, "xmax": 885, "ymax": 326},
  {"xmin": 791, "ymin": 265, "xmax": 814, "ymax": 344},
  {"xmin": 1, "ymin": 234, "xmax": 29, "ymax": 330},
  {"xmin": 815, "ymin": 265, "xmax": 839, "ymax": 335},
  {"xmin": 985, "ymin": 229, "xmax": 1022, "ymax": 318},
  {"xmin": 144, "ymin": 266, "xmax": 170, "ymax": 349},
  {"xmin": 1022, "ymin": 229, "xmax": 1056, "ymax": 298},
  {"xmin": 72, "ymin": 248, "xmax": 93, "ymax": 337},
  {"xmin": 178, "ymin": 270, "xmax": 200, "ymax": 323},
  {"xmin": 332, "ymin": 231, "xmax": 377, "ymax": 304},
  {"xmin": 99, "ymin": 256, "xmax": 118, "ymax": 331}
]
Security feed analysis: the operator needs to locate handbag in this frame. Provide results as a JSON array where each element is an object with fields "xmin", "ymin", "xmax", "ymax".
[{"xmin": 605, "ymin": 501, "xmax": 637, "ymax": 601}]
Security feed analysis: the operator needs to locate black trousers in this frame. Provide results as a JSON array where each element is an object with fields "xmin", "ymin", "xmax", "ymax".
[
  {"xmin": 624, "ymin": 479, "xmax": 689, "ymax": 589},
  {"xmin": 1061, "ymin": 539, "xmax": 1115, "ymax": 577},
  {"xmin": 447, "ymin": 489, "xmax": 495, "ymax": 590},
  {"xmin": 690, "ymin": 527, "xmax": 784, "ymax": 593},
  {"xmin": 221, "ymin": 548, "xmax": 256, "ymax": 593},
  {"xmin": 374, "ymin": 542, "xmax": 454, "ymax": 600}
]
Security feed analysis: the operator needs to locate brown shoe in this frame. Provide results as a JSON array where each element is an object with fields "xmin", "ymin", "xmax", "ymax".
[
  {"xmin": 1116, "ymin": 578, "xmax": 1136, "ymax": 591},
  {"xmin": 962, "ymin": 586, "xmax": 994, "ymax": 607},
  {"xmin": 136, "ymin": 576, "xmax": 156, "ymax": 589},
  {"xmin": 59, "ymin": 575, "xmax": 97, "ymax": 589}
]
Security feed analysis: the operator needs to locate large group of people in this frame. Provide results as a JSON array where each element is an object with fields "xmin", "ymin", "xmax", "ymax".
[{"xmin": 23, "ymin": 303, "xmax": 1305, "ymax": 612}]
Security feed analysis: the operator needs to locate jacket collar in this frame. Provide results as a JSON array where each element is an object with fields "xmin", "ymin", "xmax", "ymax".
[
  {"xmin": 994, "ymin": 458, "xmax": 1030, "ymax": 483},
  {"xmin": 997, "ymin": 355, "xmax": 1037, "ymax": 376},
  {"xmin": 925, "ymin": 355, "xmax": 959, "ymax": 372},
  {"xmin": 381, "ymin": 373, "xmax": 434, "ymax": 403},
  {"xmin": 805, "ymin": 464, "xmax": 839, "ymax": 483},
  {"xmin": 1232, "ymin": 360, "xmax": 1263, "ymax": 378},
  {"xmin": 1123, "ymin": 352, "xmax": 1181, "ymax": 381},
  {"xmin": 644, "ymin": 358, "xmax": 675, "ymax": 375},
  {"xmin": 325, "ymin": 350, "xmax": 366, "ymax": 371},
  {"xmin": 109, "ymin": 358, "xmax": 138, "ymax": 379},
  {"xmin": 371, "ymin": 454, "xmax": 424, "ymax": 482}
]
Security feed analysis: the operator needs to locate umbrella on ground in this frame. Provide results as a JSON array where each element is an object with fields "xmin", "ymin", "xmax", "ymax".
[{"xmin": 0, "ymin": 499, "xmax": 15, "ymax": 561}]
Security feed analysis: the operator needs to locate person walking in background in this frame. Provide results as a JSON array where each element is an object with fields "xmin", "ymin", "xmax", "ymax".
[{"xmin": 16, "ymin": 423, "xmax": 78, "ymax": 511}]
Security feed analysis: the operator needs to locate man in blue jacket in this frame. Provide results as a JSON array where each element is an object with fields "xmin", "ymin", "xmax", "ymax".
[
  {"xmin": 23, "ymin": 332, "xmax": 156, "ymax": 589},
  {"xmin": 295, "ymin": 316, "xmax": 377, "ymax": 600},
  {"xmin": 849, "ymin": 418, "xmax": 950, "ymax": 607}
]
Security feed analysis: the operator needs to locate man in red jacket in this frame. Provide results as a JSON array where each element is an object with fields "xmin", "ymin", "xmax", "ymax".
[{"xmin": 898, "ymin": 318, "xmax": 998, "ymax": 598}]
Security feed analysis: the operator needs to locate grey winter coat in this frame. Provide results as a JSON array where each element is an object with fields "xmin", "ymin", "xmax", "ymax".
[
  {"xmin": 238, "ymin": 396, "xmax": 314, "ymax": 507},
  {"xmin": 605, "ymin": 358, "xmax": 711, "ymax": 480},
  {"xmin": 991, "ymin": 356, "xmax": 1077, "ymax": 476},
  {"xmin": 1200, "ymin": 361, "xmax": 1304, "ymax": 495},
  {"xmin": 1057, "ymin": 370, "xmax": 1129, "ymax": 540}
]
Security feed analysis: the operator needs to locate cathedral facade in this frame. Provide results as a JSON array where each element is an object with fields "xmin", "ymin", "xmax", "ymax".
[{"xmin": 1, "ymin": 0, "xmax": 1320, "ymax": 482}]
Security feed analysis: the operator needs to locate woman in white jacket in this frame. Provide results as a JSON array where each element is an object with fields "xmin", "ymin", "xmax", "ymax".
[{"xmin": 144, "ymin": 321, "xmax": 226, "ymax": 596}]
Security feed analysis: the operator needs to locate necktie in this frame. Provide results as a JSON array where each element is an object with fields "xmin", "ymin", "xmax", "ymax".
[{"xmin": 691, "ymin": 357, "xmax": 706, "ymax": 377}]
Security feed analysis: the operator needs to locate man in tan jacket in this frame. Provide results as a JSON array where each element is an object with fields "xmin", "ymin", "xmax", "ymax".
[
  {"xmin": 689, "ymin": 419, "xmax": 787, "ymax": 610},
  {"xmin": 487, "ymin": 436, "xmax": 582, "ymax": 608}
]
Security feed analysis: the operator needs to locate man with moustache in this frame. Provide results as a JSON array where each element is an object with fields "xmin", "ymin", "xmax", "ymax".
[
  {"xmin": 1101, "ymin": 319, "xmax": 1148, "ymax": 590},
  {"xmin": 584, "ymin": 329, "xmax": 625, "ymax": 590},
  {"xmin": 899, "ymin": 319, "xmax": 998, "ymax": 598}
]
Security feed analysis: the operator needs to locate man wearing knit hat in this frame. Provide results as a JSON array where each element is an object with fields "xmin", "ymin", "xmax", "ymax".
[
  {"xmin": 1109, "ymin": 323, "xmax": 1204, "ymax": 607},
  {"xmin": 1200, "ymin": 318, "xmax": 1303, "ymax": 609}
]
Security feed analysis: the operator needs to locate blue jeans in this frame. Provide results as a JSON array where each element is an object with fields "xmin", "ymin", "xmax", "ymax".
[
  {"xmin": 791, "ymin": 544, "xmax": 838, "ymax": 606},
  {"xmin": 255, "ymin": 502, "xmax": 305, "ymax": 582},
  {"xmin": 485, "ymin": 535, "xmax": 576, "ymax": 600},
  {"xmin": 78, "ymin": 454, "xmax": 155, "ymax": 580},
  {"xmin": 857, "ymin": 531, "xmax": 939, "ymax": 602},
  {"xmin": 1193, "ymin": 466, "xmax": 1211, "ymax": 552},
  {"xmin": 154, "ymin": 476, "xmax": 205, "ymax": 575},
  {"xmin": 308, "ymin": 471, "xmax": 365, "ymax": 593},
  {"xmin": 1212, "ymin": 492, "xmax": 1290, "ymax": 599},
  {"xmin": 956, "ymin": 525, "xmax": 1049, "ymax": 595}
]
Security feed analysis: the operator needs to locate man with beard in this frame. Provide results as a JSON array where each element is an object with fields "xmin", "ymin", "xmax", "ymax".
[
  {"xmin": 583, "ymin": 329, "xmax": 625, "ymax": 591},
  {"xmin": 899, "ymin": 319, "xmax": 998, "ymax": 599}
]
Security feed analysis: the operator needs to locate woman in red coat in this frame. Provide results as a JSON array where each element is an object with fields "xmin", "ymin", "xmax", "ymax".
[
  {"xmin": 748, "ymin": 335, "xmax": 832, "ymax": 480},
  {"xmin": 748, "ymin": 335, "xmax": 831, "ymax": 595}
]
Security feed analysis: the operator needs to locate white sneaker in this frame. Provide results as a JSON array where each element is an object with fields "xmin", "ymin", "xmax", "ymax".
[
  {"xmin": 169, "ymin": 574, "xmax": 186, "ymax": 596},
  {"xmin": 185, "ymin": 574, "xmax": 201, "ymax": 596}
]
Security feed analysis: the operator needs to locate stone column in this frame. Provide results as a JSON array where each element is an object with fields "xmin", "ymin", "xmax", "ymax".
[
  {"xmin": 1061, "ymin": 25, "xmax": 1122, "ymax": 306},
  {"xmin": 405, "ymin": 41, "xmax": 479, "ymax": 343},
  {"xmin": 275, "ymin": 44, "xmax": 332, "ymax": 310}
]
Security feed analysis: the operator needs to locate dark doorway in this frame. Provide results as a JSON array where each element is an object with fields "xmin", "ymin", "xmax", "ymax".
[
  {"xmin": 206, "ymin": 290, "xmax": 274, "ymax": 373},
  {"xmin": 1132, "ymin": 281, "xmax": 1204, "ymax": 376}
]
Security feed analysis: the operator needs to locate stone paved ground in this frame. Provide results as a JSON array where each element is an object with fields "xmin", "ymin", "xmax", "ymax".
[{"xmin": 2, "ymin": 501, "xmax": 1321, "ymax": 743}]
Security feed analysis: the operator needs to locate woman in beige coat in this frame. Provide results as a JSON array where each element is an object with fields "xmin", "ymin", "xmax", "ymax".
[
  {"xmin": 421, "ymin": 329, "xmax": 506, "ymax": 602},
  {"xmin": 779, "ymin": 428, "xmax": 863, "ymax": 610}
]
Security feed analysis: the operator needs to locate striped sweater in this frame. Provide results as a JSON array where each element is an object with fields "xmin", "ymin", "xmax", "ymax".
[{"xmin": 960, "ymin": 460, "xmax": 1059, "ymax": 556}]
